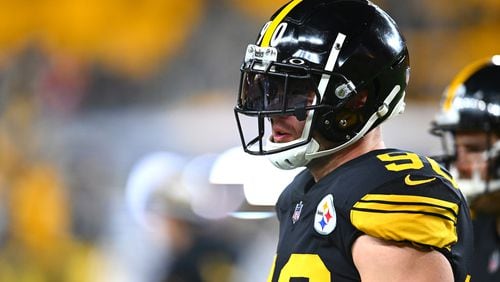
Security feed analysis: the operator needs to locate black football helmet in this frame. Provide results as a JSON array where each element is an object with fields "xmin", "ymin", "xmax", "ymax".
[
  {"xmin": 234, "ymin": 0, "xmax": 410, "ymax": 169},
  {"xmin": 431, "ymin": 55, "xmax": 500, "ymax": 198}
]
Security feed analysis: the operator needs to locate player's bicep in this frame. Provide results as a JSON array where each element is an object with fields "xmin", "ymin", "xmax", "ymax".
[{"xmin": 352, "ymin": 235, "xmax": 453, "ymax": 282}]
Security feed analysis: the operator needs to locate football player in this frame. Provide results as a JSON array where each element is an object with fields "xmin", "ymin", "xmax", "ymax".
[
  {"xmin": 431, "ymin": 55, "xmax": 500, "ymax": 282},
  {"xmin": 233, "ymin": 0, "xmax": 473, "ymax": 281}
]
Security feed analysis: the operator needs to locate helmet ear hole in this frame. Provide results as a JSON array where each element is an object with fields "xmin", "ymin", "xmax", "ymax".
[
  {"xmin": 317, "ymin": 87, "xmax": 372, "ymax": 142},
  {"xmin": 318, "ymin": 110, "xmax": 349, "ymax": 142},
  {"xmin": 318, "ymin": 110, "xmax": 335, "ymax": 138}
]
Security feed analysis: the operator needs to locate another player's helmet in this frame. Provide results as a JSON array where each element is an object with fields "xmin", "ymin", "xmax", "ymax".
[
  {"xmin": 234, "ymin": 0, "xmax": 410, "ymax": 169},
  {"xmin": 431, "ymin": 55, "xmax": 500, "ymax": 198}
]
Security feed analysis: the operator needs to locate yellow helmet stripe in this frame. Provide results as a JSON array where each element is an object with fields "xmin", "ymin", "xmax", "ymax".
[
  {"xmin": 443, "ymin": 57, "xmax": 491, "ymax": 111},
  {"xmin": 260, "ymin": 0, "xmax": 303, "ymax": 47}
]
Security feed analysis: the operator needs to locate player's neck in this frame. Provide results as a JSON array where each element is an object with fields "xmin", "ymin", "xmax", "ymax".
[{"xmin": 308, "ymin": 127, "xmax": 386, "ymax": 182}]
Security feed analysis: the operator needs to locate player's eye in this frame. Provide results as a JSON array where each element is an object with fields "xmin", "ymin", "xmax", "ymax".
[{"xmin": 465, "ymin": 144, "xmax": 486, "ymax": 153}]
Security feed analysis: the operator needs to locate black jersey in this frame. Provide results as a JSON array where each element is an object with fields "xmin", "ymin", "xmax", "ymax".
[
  {"xmin": 267, "ymin": 149, "xmax": 473, "ymax": 282},
  {"xmin": 470, "ymin": 213, "xmax": 500, "ymax": 281}
]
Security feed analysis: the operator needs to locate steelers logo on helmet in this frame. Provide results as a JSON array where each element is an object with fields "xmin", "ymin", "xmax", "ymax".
[{"xmin": 234, "ymin": 0, "xmax": 410, "ymax": 169}]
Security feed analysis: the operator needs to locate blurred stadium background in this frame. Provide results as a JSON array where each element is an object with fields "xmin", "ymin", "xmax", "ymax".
[{"xmin": 0, "ymin": 0, "xmax": 499, "ymax": 281}]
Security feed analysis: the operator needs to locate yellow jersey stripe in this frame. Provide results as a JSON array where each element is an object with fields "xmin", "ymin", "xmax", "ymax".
[
  {"xmin": 353, "ymin": 201, "xmax": 457, "ymax": 223},
  {"xmin": 351, "ymin": 208, "xmax": 458, "ymax": 248},
  {"xmin": 351, "ymin": 194, "xmax": 459, "ymax": 248},
  {"xmin": 358, "ymin": 194, "xmax": 459, "ymax": 214},
  {"xmin": 260, "ymin": 0, "xmax": 303, "ymax": 47}
]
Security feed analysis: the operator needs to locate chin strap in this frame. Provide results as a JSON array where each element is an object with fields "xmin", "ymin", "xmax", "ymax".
[{"xmin": 267, "ymin": 138, "xmax": 320, "ymax": 170}]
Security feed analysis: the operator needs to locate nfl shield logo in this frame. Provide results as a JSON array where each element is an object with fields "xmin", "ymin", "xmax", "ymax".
[{"xmin": 292, "ymin": 201, "xmax": 303, "ymax": 224}]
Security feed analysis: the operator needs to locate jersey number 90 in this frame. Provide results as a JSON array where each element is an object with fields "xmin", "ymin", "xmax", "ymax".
[{"xmin": 267, "ymin": 254, "xmax": 330, "ymax": 282}]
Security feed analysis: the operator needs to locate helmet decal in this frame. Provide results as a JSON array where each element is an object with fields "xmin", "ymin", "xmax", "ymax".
[
  {"xmin": 258, "ymin": 0, "xmax": 303, "ymax": 47},
  {"xmin": 443, "ymin": 57, "xmax": 492, "ymax": 112}
]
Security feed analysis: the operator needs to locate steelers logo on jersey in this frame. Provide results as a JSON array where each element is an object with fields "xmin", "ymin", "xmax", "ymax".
[{"xmin": 314, "ymin": 194, "xmax": 337, "ymax": 235}]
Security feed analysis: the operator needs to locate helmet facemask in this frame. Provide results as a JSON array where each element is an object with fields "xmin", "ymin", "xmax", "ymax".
[
  {"xmin": 234, "ymin": 41, "xmax": 364, "ymax": 169},
  {"xmin": 449, "ymin": 133, "xmax": 500, "ymax": 202},
  {"xmin": 234, "ymin": 49, "xmax": 335, "ymax": 156}
]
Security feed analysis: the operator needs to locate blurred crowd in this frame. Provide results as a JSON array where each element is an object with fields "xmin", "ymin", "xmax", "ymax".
[{"xmin": 0, "ymin": 0, "xmax": 499, "ymax": 281}]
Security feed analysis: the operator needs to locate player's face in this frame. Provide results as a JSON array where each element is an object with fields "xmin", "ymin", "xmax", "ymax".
[
  {"xmin": 270, "ymin": 115, "xmax": 307, "ymax": 143},
  {"xmin": 270, "ymin": 91, "xmax": 314, "ymax": 143},
  {"xmin": 454, "ymin": 132, "xmax": 496, "ymax": 180}
]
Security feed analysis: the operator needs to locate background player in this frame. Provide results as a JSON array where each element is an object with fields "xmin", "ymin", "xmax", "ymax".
[{"xmin": 431, "ymin": 55, "xmax": 500, "ymax": 282}]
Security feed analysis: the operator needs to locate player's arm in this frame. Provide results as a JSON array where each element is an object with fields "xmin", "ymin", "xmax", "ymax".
[{"xmin": 352, "ymin": 234, "xmax": 453, "ymax": 282}]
